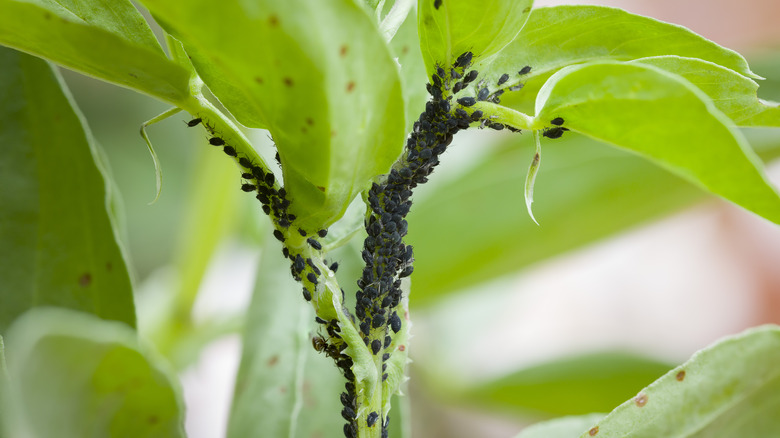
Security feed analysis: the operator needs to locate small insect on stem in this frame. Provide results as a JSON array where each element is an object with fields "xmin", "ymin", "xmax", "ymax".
[
  {"xmin": 186, "ymin": 118, "xmax": 202, "ymax": 127},
  {"xmin": 434, "ymin": 0, "xmax": 443, "ymax": 10},
  {"xmin": 209, "ymin": 137, "xmax": 225, "ymax": 146}
]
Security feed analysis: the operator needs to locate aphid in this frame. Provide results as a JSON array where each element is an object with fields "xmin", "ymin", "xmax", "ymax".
[
  {"xmin": 241, "ymin": 183, "xmax": 256, "ymax": 192},
  {"xmin": 360, "ymin": 321, "xmax": 370, "ymax": 336},
  {"xmin": 371, "ymin": 339, "xmax": 382, "ymax": 355},
  {"xmin": 477, "ymin": 87, "xmax": 489, "ymax": 101},
  {"xmin": 256, "ymin": 193, "xmax": 270, "ymax": 204},
  {"xmin": 457, "ymin": 97, "xmax": 476, "ymax": 107},
  {"xmin": 382, "ymin": 373, "xmax": 388, "ymax": 381},
  {"xmin": 298, "ymin": 228, "xmax": 307, "ymax": 236},
  {"xmin": 452, "ymin": 82, "xmax": 464, "ymax": 93},
  {"xmin": 431, "ymin": 74, "xmax": 442, "ymax": 88},
  {"xmin": 315, "ymin": 316, "xmax": 328, "ymax": 325},
  {"xmin": 518, "ymin": 65, "xmax": 532, "ymax": 75},
  {"xmin": 317, "ymin": 229, "xmax": 328, "ymax": 238},
  {"xmin": 498, "ymin": 73, "xmax": 510, "ymax": 86},
  {"xmin": 463, "ymin": 70, "xmax": 478, "ymax": 84},
  {"xmin": 436, "ymin": 66, "xmax": 446, "ymax": 79},
  {"xmin": 239, "ymin": 157, "xmax": 252, "ymax": 168},
  {"xmin": 282, "ymin": 247, "xmax": 290, "ymax": 258},
  {"xmin": 489, "ymin": 122, "xmax": 505, "ymax": 131},
  {"xmin": 542, "ymin": 127, "xmax": 568, "ymax": 139},
  {"xmin": 307, "ymin": 238, "xmax": 322, "ymax": 250},
  {"xmin": 209, "ymin": 137, "xmax": 225, "ymax": 146},
  {"xmin": 372, "ymin": 314, "xmax": 386, "ymax": 328},
  {"xmin": 367, "ymin": 412, "xmax": 379, "ymax": 427},
  {"xmin": 278, "ymin": 187, "xmax": 287, "ymax": 197},
  {"xmin": 455, "ymin": 51, "xmax": 473, "ymax": 68},
  {"xmin": 507, "ymin": 125, "xmax": 522, "ymax": 133},
  {"xmin": 306, "ymin": 272, "xmax": 318, "ymax": 283},
  {"xmin": 342, "ymin": 407, "xmax": 356, "ymax": 421},
  {"xmin": 382, "ymin": 363, "xmax": 387, "ymax": 372},
  {"xmin": 223, "ymin": 146, "xmax": 237, "ymax": 157},
  {"xmin": 264, "ymin": 173, "xmax": 275, "ymax": 186},
  {"xmin": 434, "ymin": 0, "xmax": 442, "ymax": 10},
  {"xmin": 273, "ymin": 229, "xmax": 285, "ymax": 242},
  {"xmin": 508, "ymin": 83, "xmax": 524, "ymax": 92},
  {"xmin": 329, "ymin": 261, "xmax": 339, "ymax": 272},
  {"xmin": 186, "ymin": 118, "xmax": 202, "ymax": 127},
  {"xmin": 344, "ymin": 423, "xmax": 357, "ymax": 438},
  {"xmin": 450, "ymin": 69, "xmax": 462, "ymax": 79},
  {"xmin": 382, "ymin": 352, "xmax": 390, "ymax": 360},
  {"xmin": 274, "ymin": 151, "xmax": 281, "ymax": 166},
  {"xmin": 399, "ymin": 265, "xmax": 414, "ymax": 277},
  {"xmin": 261, "ymin": 205, "xmax": 271, "ymax": 215},
  {"xmin": 390, "ymin": 312, "xmax": 401, "ymax": 333},
  {"xmin": 302, "ymin": 288, "xmax": 312, "ymax": 301},
  {"xmin": 340, "ymin": 392, "xmax": 352, "ymax": 407},
  {"xmin": 470, "ymin": 110, "xmax": 484, "ymax": 121},
  {"xmin": 241, "ymin": 172, "xmax": 253, "ymax": 179},
  {"xmin": 550, "ymin": 117, "xmax": 564, "ymax": 126},
  {"xmin": 312, "ymin": 335, "xmax": 328, "ymax": 352}
]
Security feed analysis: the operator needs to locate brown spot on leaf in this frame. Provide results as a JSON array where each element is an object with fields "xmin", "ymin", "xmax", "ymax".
[
  {"xmin": 634, "ymin": 393, "xmax": 648, "ymax": 407},
  {"xmin": 589, "ymin": 426, "xmax": 599, "ymax": 436},
  {"xmin": 255, "ymin": 77, "xmax": 264, "ymax": 84},
  {"xmin": 346, "ymin": 81, "xmax": 355, "ymax": 92},
  {"xmin": 340, "ymin": 45, "xmax": 348, "ymax": 57},
  {"xmin": 523, "ymin": 6, "xmax": 531, "ymax": 13},
  {"xmin": 676, "ymin": 370, "xmax": 686, "ymax": 381},
  {"xmin": 402, "ymin": 46, "xmax": 409, "ymax": 55},
  {"xmin": 268, "ymin": 355, "xmax": 279, "ymax": 367},
  {"xmin": 306, "ymin": 117, "xmax": 314, "ymax": 126},
  {"xmin": 316, "ymin": 186, "xmax": 326, "ymax": 192},
  {"xmin": 106, "ymin": 262, "xmax": 112, "ymax": 271},
  {"xmin": 398, "ymin": 345, "xmax": 406, "ymax": 352},
  {"xmin": 279, "ymin": 385, "xmax": 287, "ymax": 393},
  {"xmin": 330, "ymin": 130, "xmax": 337, "ymax": 137},
  {"xmin": 79, "ymin": 273, "xmax": 92, "ymax": 287},
  {"xmin": 44, "ymin": 12, "xmax": 52, "ymax": 19},
  {"xmin": 283, "ymin": 77, "xmax": 294, "ymax": 87},
  {"xmin": 148, "ymin": 415, "xmax": 159, "ymax": 424},
  {"xmin": 129, "ymin": 73, "xmax": 138, "ymax": 78},
  {"xmin": 268, "ymin": 15, "xmax": 279, "ymax": 27}
]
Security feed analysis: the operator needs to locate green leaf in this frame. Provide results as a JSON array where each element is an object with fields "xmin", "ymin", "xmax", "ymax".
[
  {"xmin": 534, "ymin": 61, "xmax": 780, "ymax": 224},
  {"xmin": 515, "ymin": 414, "xmax": 604, "ymax": 438},
  {"xmin": 493, "ymin": 5, "xmax": 760, "ymax": 114},
  {"xmin": 141, "ymin": 0, "xmax": 407, "ymax": 230},
  {"xmin": 0, "ymin": 0, "xmax": 191, "ymax": 104},
  {"xmin": 630, "ymin": 56, "xmax": 780, "ymax": 127},
  {"xmin": 462, "ymin": 352, "xmax": 673, "ymax": 416},
  {"xmin": 227, "ymin": 238, "xmax": 344, "ymax": 438},
  {"xmin": 2, "ymin": 307, "xmax": 185, "ymax": 438},
  {"xmin": 417, "ymin": 0, "xmax": 533, "ymax": 76},
  {"xmin": 581, "ymin": 325, "xmax": 780, "ymax": 437},
  {"xmin": 0, "ymin": 47, "xmax": 135, "ymax": 333},
  {"xmin": 391, "ymin": 7, "xmax": 430, "ymax": 134}
]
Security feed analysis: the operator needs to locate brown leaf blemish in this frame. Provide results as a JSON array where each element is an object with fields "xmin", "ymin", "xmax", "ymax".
[
  {"xmin": 106, "ymin": 262, "xmax": 112, "ymax": 271},
  {"xmin": 306, "ymin": 117, "xmax": 314, "ymax": 126},
  {"xmin": 346, "ymin": 81, "xmax": 355, "ymax": 92},
  {"xmin": 148, "ymin": 415, "xmax": 159, "ymax": 424},
  {"xmin": 283, "ymin": 77, "xmax": 294, "ymax": 87},
  {"xmin": 268, "ymin": 15, "xmax": 279, "ymax": 27},
  {"xmin": 340, "ymin": 45, "xmax": 348, "ymax": 57},
  {"xmin": 255, "ymin": 76, "xmax": 264, "ymax": 85},
  {"xmin": 79, "ymin": 273, "xmax": 92, "ymax": 287},
  {"xmin": 676, "ymin": 370, "xmax": 686, "ymax": 381},
  {"xmin": 398, "ymin": 345, "xmax": 406, "ymax": 352},
  {"xmin": 634, "ymin": 393, "xmax": 648, "ymax": 407},
  {"xmin": 589, "ymin": 426, "xmax": 599, "ymax": 436},
  {"xmin": 402, "ymin": 46, "xmax": 409, "ymax": 55},
  {"xmin": 268, "ymin": 355, "xmax": 279, "ymax": 367},
  {"xmin": 316, "ymin": 186, "xmax": 326, "ymax": 192}
]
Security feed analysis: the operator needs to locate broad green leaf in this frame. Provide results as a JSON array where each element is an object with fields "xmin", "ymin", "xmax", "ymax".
[
  {"xmin": 141, "ymin": 0, "xmax": 406, "ymax": 230},
  {"xmin": 581, "ymin": 325, "xmax": 780, "ymax": 437},
  {"xmin": 462, "ymin": 352, "xmax": 673, "ymax": 416},
  {"xmin": 228, "ymin": 238, "xmax": 344, "ymax": 438},
  {"xmin": 417, "ymin": 0, "xmax": 533, "ymax": 75},
  {"xmin": 408, "ymin": 130, "xmax": 780, "ymax": 304},
  {"xmin": 2, "ymin": 307, "xmax": 185, "ymax": 438},
  {"xmin": 0, "ymin": 48, "xmax": 135, "ymax": 333},
  {"xmin": 630, "ymin": 56, "xmax": 780, "ymax": 127},
  {"xmin": 535, "ymin": 62, "xmax": 780, "ymax": 224},
  {"xmin": 493, "ymin": 5, "xmax": 760, "ymax": 115},
  {"xmin": 515, "ymin": 414, "xmax": 604, "ymax": 438},
  {"xmin": 0, "ymin": 0, "xmax": 191, "ymax": 104}
]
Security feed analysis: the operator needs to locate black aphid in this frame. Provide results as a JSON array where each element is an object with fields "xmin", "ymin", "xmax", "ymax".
[
  {"xmin": 315, "ymin": 316, "xmax": 328, "ymax": 325},
  {"xmin": 436, "ymin": 66, "xmax": 446, "ymax": 79},
  {"xmin": 452, "ymin": 82, "xmax": 464, "ymax": 93},
  {"xmin": 477, "ymin": 88, "xmax": 489, "ymax": 101},
  {"xmin": 382, "ymin": 373, "xmax": 388, "ymax": 381},
  {"xmin": 498, "ymin": 73, "xmax": 510, "ymax": 85},
  {"xmin": 239, "ymin": 157, "xmax": 252, "ymax": 168},
  {"xmin": 307, "ymin": 238, "xmax": 322, "ymax": 250},
  {"xmin": 209, "ymin": 137, "xmax": 225, "ymax": 146},
  {"xmin": 241, "ymin": 183, "xmax": 256, "ymax": 192},
  {"xmin": 342, "ymin": 407, "xmax": 356, "ymax": 421},
  {"xmin": 318, "ymin": 229, "xmax": 328, "ymax": 238},
  {"xmin": 463, "ymin": 70, "xmax": 478, "ymax": 85},
  {"xmin": 329, "ymin": 262, "xmax": 339, "ymax": 272},
  {"xmin": 434, "ymin": 0, "xmax": 442, "ymax": 10},
  {"xmin": 470, "ymin": 110, "xmax": 484, "ymax": 121},
  {"xmin": 264, "ymin": 173, "xmax": 275, "ymax": 186},
  {"xmin": 298, "ymin": 228, "xmax": 307, "ymax": 236},
  {"xmin": 187, "ymin": 118, "xmax": 202, "ymax": 127},
  {"xmin": 390, "ymin": 312, "xmax": 401, "ymax": 333},
  {"xmin": 371, "ymin": 339, "xmax": 382, "ymax": 355},
  {"xmin": 273, "ymin": 229, "xmax": 285, "ymax": 242},
  {"xmin": 344, "ymin": 423, "xmax": 357, "ymax": 438},
  {"xmin": 457, "ymin": 97, "xmax": 476, "ymax": 107},
  {"xmin": 302, "ymin": 288, "xmax": 312, "ymax": 301},
  {"xmin": 455, "ymin": 51, "xmax": 473, "ymax": 68},
  {"xmin": 551, "ymin": 117, "xmax": 564, "ymax": 126},
  {"xmin": 519, "ymin": 65, "xmax": 532, "ymax": 75},
  {"xmin": 282, "ymin": 247, "xmax": 289, "ymax": 258},
  {"xmin": 306, "ymin": 272, "xmax": 318, "ymax": 284},
  {"xmin": 241, "ymin": 172, "xmax": 253, "ymax": 179},
  {"xmin": 542, "ymin": 127, "xmax": 568, "ymax": 139},
  {"xmin": 223, "ymin": 146, "xmax": 237, "ymax": 157},
  {"xmin": 383, "ymin": 352, "xmax": 390, "ymax": 361},
  {"xmin": 367, "ymin": 412, "xmax": 379, "ymax": 427}
]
